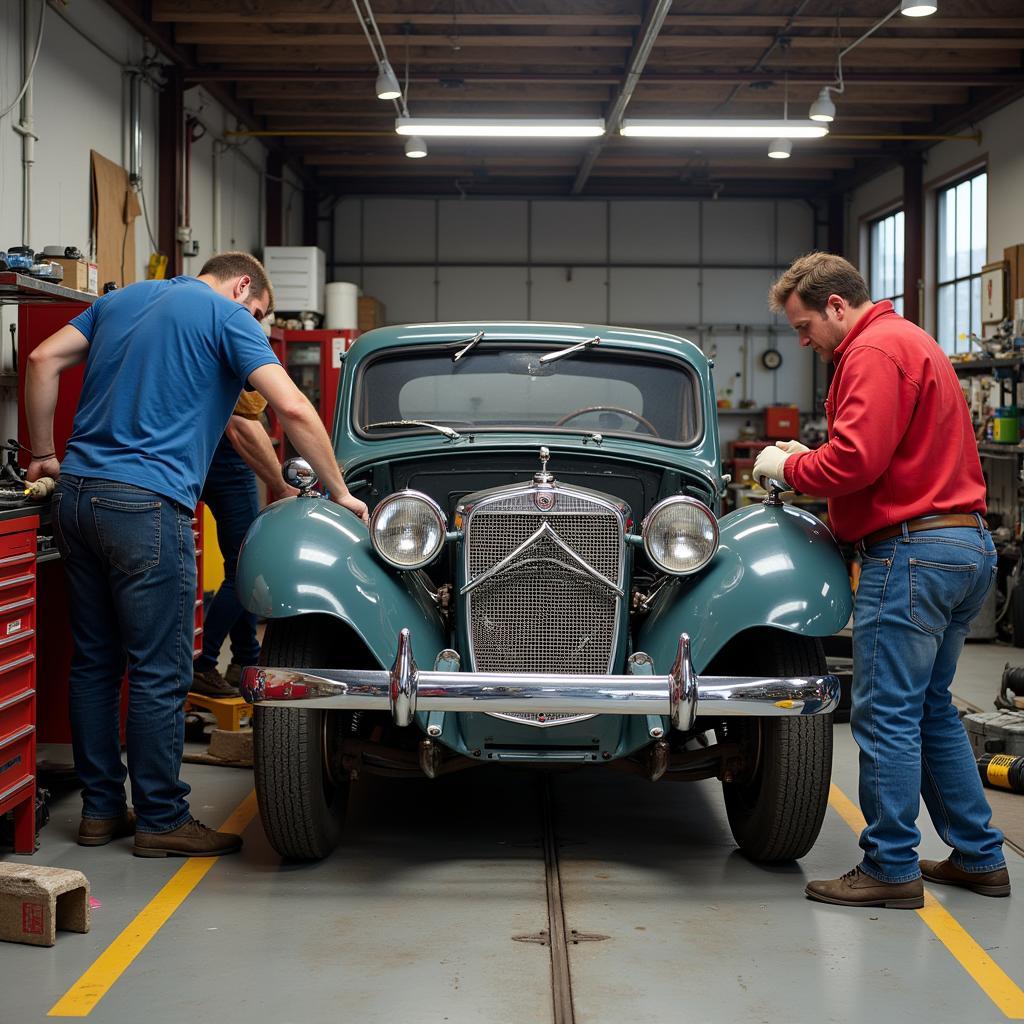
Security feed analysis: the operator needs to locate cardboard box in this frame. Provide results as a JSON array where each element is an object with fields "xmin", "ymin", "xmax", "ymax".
[
  {"xmin": 764, "ymin": 405, "xmax": 800, "ymax": 440},
  {"xmin": 50, "ymin": 258, "xmax": 97, "ymax": 294},
  {"xmin": 358, "ymin": 296, "xmax": 386, "ymax": 332}
]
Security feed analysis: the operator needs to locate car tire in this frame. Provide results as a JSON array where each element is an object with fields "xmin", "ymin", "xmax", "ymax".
[
  {"xmin": 253, "ymin": 617, "xmax": 351, "ymax": 861},
  {"xmin": 718, "ymin": 631, "xmax": 832, "ymax": 863}
]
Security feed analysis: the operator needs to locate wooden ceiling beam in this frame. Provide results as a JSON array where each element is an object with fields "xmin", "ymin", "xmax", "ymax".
[
  {"xmin": 300, "ymin": 152, "xmax": 854, "ymax": 171},
  {"xmin": 153, "ymin": 3, "xmax": 1024, "ymax": 32},
  {"xmin": 177, "ymin": 28, "xmax": 635, "ymax": 48},
  {"xmin": 237, "ymin": 81, "xmax": 965, "ymax": 104},
  {"xmin": 176, "ymin": 28, "xmax": 1022, "ymax": 52},
  {"xmin": 310, "ymin": 164, "xmax": 836, "ymax": 181},
  {"xmin": 196, "ymin": 45, "xmax": 1013, "ymax": 69},
  {"xmin": 191, "ymin": 68, "xmax": 1024, "ymax": 87},
  {"xmin": 239, "ymin": 82, "xmax": 613, "ymax": 101}
]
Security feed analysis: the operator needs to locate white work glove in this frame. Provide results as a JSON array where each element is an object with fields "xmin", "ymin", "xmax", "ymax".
[
  {"xmin": 24, "ymin": 476, "xmax": 56, "ymax": 500},
  {"xmin": 752, "ymin": 445, "xmax": 791, "ymax": 490},
  {"xmin": 775, "ymin": 439, "xmax": 809, "ymax": 455}
]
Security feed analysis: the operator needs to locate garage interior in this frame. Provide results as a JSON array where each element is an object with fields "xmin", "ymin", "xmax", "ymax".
[{"xmin": 2, "ymin": 0, "xmax": 1024, "ymax": 1021}]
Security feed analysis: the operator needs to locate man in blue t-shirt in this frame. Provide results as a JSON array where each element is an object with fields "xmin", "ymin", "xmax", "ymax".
[{"xmin": 24, "ymin": 252, "xmax": 368, "ymax": 859}]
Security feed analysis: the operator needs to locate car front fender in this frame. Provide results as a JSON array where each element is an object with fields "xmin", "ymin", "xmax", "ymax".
[
  {"xmin": 636, "ymin": 502, "xmax": 852, "ymax": 674},
  {"xmin": 236, "ymin": 497, "xmax": 446, "ymax": 668}
]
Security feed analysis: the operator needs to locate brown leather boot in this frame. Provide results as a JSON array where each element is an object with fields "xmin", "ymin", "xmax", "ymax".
[
  {"xmin": 78, "ymin": 810, "xmax": 136, "ymax": 847},
  {"xmin": 920, "ymin": 858, "xmax": 1011, "ymax": 897},
  {"xmin": 805, "ymin": 866, "xmax": 924, "ymax": 909},
  {"xmin": 191, "ymin": 666, "xmax": 239, "ymax": 698},
  {"xmin": 133, "ymin": 819, "xmax": 243, "ymax": 858}
]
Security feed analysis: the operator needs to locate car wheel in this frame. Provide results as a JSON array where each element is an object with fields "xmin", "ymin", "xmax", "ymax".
[
  {"xmin": 717, "ymin": 632, "xmax": 832, "ymax": 862},
  {"xmin": 253, "ymin": 617, "xmax": 351, "ymax": 861}
]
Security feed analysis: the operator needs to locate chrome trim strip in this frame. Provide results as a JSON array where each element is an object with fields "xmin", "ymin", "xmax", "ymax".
[{"xmin": 241, "ymin": 630, "xmax": 839, "ymax": 724}]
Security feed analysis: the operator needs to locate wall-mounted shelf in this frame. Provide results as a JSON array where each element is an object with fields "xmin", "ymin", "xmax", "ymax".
[
  {"xmin": 951, "ymin": 356, "xmax": 1024, "ymax": 375},
  {"xmin": 0, "ymin": 273, "xmax": 97, "ymax": 307}
]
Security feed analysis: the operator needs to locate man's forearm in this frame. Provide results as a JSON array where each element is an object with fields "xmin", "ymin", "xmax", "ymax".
[
  {"xmin": 224, "ymin": 416, "xmax": 288, "ymax": 494},
  {"xmin": 279, "ymin": 401, "xmax": 349, "ymax": 496},
  {"xmin": 25, "ymin": 357, "xmax": 60, "ymax": 456}
]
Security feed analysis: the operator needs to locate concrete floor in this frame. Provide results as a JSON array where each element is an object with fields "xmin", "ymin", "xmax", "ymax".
[{"xmin": 2, "ymin": 641, "xmax": 1023, "ymax": 1023}]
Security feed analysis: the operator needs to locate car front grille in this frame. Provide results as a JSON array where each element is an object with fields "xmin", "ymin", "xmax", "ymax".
[{"xmin": 464, "ymin": 489, "xmax": 624, "ymax": 675}]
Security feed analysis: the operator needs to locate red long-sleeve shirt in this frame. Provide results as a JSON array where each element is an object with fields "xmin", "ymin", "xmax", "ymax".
[{"xmin": 784, "ymin": 301, "xmax": 986, "ymax": 544}]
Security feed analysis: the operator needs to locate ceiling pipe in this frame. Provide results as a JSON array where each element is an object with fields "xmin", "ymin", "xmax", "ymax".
[{"xmin": 571, "ymin": 0, "xmax": 674, "ymax": 195}]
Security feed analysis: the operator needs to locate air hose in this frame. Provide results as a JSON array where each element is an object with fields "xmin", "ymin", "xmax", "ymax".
[{"xmin": 978, "ymin": 753, "xmax": 1024, "ymax": 794}]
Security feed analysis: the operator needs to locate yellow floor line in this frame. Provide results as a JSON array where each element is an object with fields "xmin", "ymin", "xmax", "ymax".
[
  {"xmin": 828, "ymin": 782, "xmax": 1024, "ymax": 1020},
  {"xmin": 48, "ymin": 791, "xmax": 258, "ymax": 1019}
]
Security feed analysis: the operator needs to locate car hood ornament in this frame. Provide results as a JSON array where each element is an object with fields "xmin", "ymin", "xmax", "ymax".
[
  {"xmin": 534, "ymin": 445, "xmax": 554, "ymax": 485},
  {"xmin": 533, "ymin": 446, "xmax": 555, "ymax": 508}
]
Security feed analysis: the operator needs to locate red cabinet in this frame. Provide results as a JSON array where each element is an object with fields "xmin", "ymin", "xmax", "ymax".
[{"xmin": 267, "ymin": 328, "xmax": 358, "ymax": 461}]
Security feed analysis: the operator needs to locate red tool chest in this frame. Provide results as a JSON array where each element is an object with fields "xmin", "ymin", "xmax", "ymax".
[{"xmin": 0, "ymin": 513, "xmax": 40, "ymax": 854}]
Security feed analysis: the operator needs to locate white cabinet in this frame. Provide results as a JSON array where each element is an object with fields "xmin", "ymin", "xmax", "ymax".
[{"xmin": 262, "ymin": 246, "xmax": 326, "ymax": 314}]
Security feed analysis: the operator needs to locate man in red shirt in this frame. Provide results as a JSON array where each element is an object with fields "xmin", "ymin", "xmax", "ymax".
[{"xmin": 753, "ymin": 252, "xmax": 1009, "ymax": 907}]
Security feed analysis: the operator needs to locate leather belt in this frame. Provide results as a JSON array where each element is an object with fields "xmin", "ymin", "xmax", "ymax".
[{"xmin": 859, "ymin": 513, "xmax": 986, "ymax": 549}]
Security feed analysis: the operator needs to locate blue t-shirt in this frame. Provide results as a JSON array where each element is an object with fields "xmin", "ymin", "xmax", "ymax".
[{"xmin": 61, "ymin": 276, "xmax": 278, "ymax": 508}]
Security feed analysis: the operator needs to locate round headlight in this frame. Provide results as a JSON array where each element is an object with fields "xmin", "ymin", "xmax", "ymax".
[
  {"xmin": 642, "ymin": 496, "xmax": 719, "ymax": 575},
  {"xmin": 370, "ymin": 490, "xmax": 447, "ymax": 570}
]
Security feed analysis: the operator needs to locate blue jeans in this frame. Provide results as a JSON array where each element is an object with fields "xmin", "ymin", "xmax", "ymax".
[
  {"xmin": 52, "ymin": 475, "xmax": 196, "ymax": 833},
  {"xmin": 195, "ymin": 437, "xmax": 261, "ymax": 673},
  {"xmin": 853, "ymin": 521, "xmax": 1005, "ymax": 883}
]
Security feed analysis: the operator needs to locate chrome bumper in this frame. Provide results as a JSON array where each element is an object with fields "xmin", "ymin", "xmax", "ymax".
[{"xmin": 240, "ymin": 629, "xmax": 839, "ymax": 731}]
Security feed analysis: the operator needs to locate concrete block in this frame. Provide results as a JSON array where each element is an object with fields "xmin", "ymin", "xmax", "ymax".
[
  {"xmin": 0, "ymin": 863, "xmax": 89, "ymax": 947},
  {"xmin": 208, "ymin": 728, "xmax": 253, "ymax": 764}
]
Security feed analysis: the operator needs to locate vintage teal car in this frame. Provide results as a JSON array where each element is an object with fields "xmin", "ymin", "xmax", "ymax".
[{"xmin": 236, "ymin": 322, "xmax": 852, "ymax": 862}]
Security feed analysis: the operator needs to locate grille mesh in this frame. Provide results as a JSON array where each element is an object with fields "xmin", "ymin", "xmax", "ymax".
[{"xmin": 466, "ymin": 490, "xmax": 622, "ymax": 674}]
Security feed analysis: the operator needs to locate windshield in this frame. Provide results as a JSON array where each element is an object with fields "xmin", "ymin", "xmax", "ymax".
[{"xmin": 353, "ymin": 344, "xmax": 702, "ymax": 444}]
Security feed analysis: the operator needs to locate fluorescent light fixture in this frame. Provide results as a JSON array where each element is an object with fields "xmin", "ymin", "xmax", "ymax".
[
  {"xmin": 900, "ymin": 0, "xmax": 937, "ymax": 15},
  {"xmin": 620, "ymin": 119, "xmax": 828, "ymax": 139},
  {"xmin": 809, "ymin": 88, "xmax": 836, "ymax": 123},
  {"xmin": 395, "ymin": 117, "xmax": 605, "ymax": 138},
  {"xmin": 768, "ymin": 138, "xmax": 792, "ymax": 159},
  {"xmin": 404, "ymin": 136, "xmax": 428, "ymax": 159},
  {"xmin": 375, "ymin": 60, "xmax": 401, "ymax": 101}
]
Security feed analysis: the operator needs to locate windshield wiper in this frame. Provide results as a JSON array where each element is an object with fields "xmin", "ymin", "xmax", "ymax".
[
  {"xmin": 451, "ymin": 331, "xmax": 485, "ymax": 363},
  {"xmin": 538, "ymin": 335, "xmax": 601, "ymax": 365},
  {"xmin": 364, "ymin": 420, "xmax": 462, "ymax": 440}
]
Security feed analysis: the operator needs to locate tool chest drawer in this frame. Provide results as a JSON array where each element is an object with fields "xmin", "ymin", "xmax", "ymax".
[
  {"xmin": 0, "ymin": 594, "xmax": 35, "ymax": 643},
  {"xmin": 0, "ymin": 724, "xmax": 34, "ymax": 799},
  {"xmin": 0, "ymin": 687, "xmax": 34, "ymax": 744},
  {"xmin": 0, "ymin": 653, "xmax": 35, "ymax": 704},
  {"xmin": 0, "ymin": 530, "xmax": 36, "ymax": 562}
]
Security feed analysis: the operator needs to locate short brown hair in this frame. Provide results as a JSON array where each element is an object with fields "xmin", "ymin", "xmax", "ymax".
[
  {"xmin": 199, "ymin": 251, "xmax": 274, "ymax": 313},
  {"xmin": 768, "ymin": 252, "xmax": 870, "ymax": 314}
]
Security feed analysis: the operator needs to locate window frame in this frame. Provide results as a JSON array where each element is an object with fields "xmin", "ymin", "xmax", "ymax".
[
  {"xmin": 867, "ymin": 207, "xmax": 905, "ymax": 316},
  {"xmin": 935, "ymin": 169, "xmax": 988, "ymax": 355}
]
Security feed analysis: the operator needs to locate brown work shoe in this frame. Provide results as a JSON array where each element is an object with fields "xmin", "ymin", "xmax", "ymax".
[
  {"xmin": 133, "ymin": 818, "xmax": 243, "ymax": 858},
  {"xmin": 920, "ymin": 858, "xmax": 1011, "ymax": 897},
  {"xmin": 78, "ymin": 810, "xmax": 136, "ymax": 847},
  {"xmin": 191, "ymin": 666, "xmax": 238, "ymax": 698},
  {"xmin": 224, "ymin": 663, "xmax": 243, "ymax": 688},
  {"xmin": 805, "ymin": 866, "xmax": 924, "ymax": 909}
]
